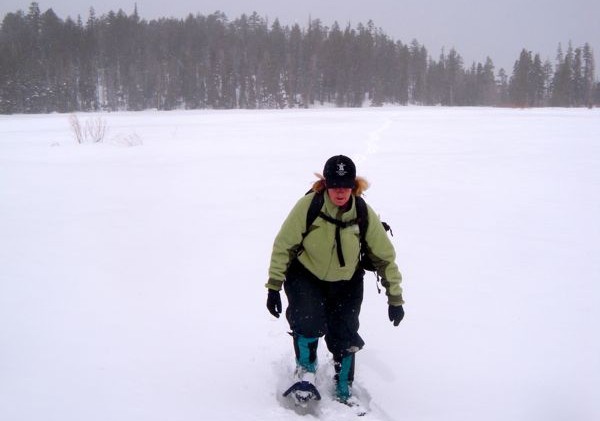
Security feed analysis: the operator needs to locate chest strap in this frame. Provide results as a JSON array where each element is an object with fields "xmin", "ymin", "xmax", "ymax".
[{"xmin": 317, "ymin": 212, "xmax": 358, "ymax": 267}]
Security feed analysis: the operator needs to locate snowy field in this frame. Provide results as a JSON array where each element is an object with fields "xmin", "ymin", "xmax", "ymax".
[{"xmin": 1, "ymin": 106, "xmax": 599, "ymax": 421}]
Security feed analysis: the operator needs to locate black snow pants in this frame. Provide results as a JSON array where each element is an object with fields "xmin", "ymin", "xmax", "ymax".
[{"xmin": 283, "ymin": 259, "xmax": 365, "ymax": 360}]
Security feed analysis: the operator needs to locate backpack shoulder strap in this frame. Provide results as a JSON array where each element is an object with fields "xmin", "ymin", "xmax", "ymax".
[
  {"xmin": 354, "ymin": 195, "xmax": 369, "ymax": 242},
  {"xmin": 303, "ymin": 192, "xmax": 367, "ymax": 269},
  {"xmin": 305, "ymin": 190, "xmax": 324, "ymax": 234}
]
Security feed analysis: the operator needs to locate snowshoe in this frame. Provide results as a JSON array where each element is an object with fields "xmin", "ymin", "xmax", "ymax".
[
  {"xmin": 283, "ymin": 380, "xmax": 322, "ymax": 406},
  {"xmin": 337, "ymin": 395, "xmax": 367, "ymax": 416}
]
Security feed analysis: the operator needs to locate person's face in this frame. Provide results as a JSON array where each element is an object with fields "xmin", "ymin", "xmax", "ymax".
[{"xmin": 327, "ymin": 187, "xmax": 352, "ymax": 207}]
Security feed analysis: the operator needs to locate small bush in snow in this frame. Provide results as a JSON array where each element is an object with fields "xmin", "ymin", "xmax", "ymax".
[
  {"xmin": 109, "ymin": 133, "xmax": 143, "ymax": 147},
  {"xmin": 70, "ymin": 114, "xmax": 108, "ymax": 144}
]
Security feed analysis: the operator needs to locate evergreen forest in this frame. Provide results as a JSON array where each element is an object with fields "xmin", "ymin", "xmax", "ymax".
[{"xmin": 0, "ymin": 3, "xmax": 598, "ymax": 114}]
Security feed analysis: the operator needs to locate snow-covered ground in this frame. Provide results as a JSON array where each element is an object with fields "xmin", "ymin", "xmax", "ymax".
[{"xmin": 1, "ymin": 107, "xmax": 599, "ymax": 421}]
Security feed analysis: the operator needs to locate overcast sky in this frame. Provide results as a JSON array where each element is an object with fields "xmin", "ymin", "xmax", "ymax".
[{"xmin": 2, "ymin": 0, "xmax": 599, "ymax": 72}]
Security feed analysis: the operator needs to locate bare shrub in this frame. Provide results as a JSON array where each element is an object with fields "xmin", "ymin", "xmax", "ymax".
[
  {"xmin": 69, "ymin": 114, "xmax": 84, "ymax": 144},
  {"xmin": 109, "ymin": 132, "xmax": 143, "ymax": 147},
  {"xmin": 85, "ymin": 117, "xmax": 107, "ymax": 143},
  {"xmin": 69, "ymin": 114, "xmax": 108, "ymax": 144}
]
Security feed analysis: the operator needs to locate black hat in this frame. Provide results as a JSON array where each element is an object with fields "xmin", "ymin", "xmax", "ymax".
[{"xmin": 323, "ymin": 155, "xmax": 356, "ymax": 188}]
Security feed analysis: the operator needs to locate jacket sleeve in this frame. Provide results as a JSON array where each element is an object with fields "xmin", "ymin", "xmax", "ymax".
[
  {"xmin": 265, "ymin": 195, "xmax": 311, "ymax": 291},
  {"xmin": 363, "ymin": 205, "xmax": 404, "ymax": 306}
]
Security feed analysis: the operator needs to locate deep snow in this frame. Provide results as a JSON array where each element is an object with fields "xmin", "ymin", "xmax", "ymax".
[{"xmin": 1, "ymin": 107, "xmax": 599, "ymax": 421}]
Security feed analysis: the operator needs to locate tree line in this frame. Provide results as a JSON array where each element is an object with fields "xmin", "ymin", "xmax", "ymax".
[{"xmin": 0, "ymin": 3, "xmax": 598, "ymax": 114}]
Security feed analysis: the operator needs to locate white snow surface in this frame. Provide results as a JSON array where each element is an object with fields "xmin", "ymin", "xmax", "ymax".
[{"xmin": 1, "ymin": 107, "xmax": 599, "ymax": 421}]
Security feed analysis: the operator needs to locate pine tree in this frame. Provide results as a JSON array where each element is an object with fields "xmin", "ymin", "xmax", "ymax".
[
  {"xmin": 479, "ymin": 57, "xmax": 497, "ymax": 105},
  {"xmin": 552, "ymin": 42, "xmax": 574, "ymax": 106},
  {"xmin": 582, "ymin": 43, "xmax": 595, "ymax": 108},
  {"xmin": 530, "ymin": 54, "xmax": 545, "ymax": 106},
  {"xmin": 408, "ymin": 40, "xmax": 427, "ymax": 104},
  {"xmin": 265, "ymin": 19, "xmax": 287, "ymax": 108},
  {"xmin": 509, "ymin": 49, "xmax": 532, "ymax": 107},
  {"xmin": 286, "ymin": 23, "xmax": 303, "ymax": 107},
  {"xmin": 572, "ymin": 47, "xmax": 584, "ymax": 106},
  {"xmin": 542, "ymin": 59, "xmax": 553, "ymax": 105},
  {"xmin": 443, "ymin": 48, "xmax": 464, "ymax": 105},
  {"xmin": 496, "ymin": 68, "xmax": 509, "ymax": 105}
]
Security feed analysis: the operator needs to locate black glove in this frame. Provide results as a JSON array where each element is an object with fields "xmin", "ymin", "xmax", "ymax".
[
  {"xmin": 388, "ymin": 305, "xmax": 404, "ymax": 326},
  {"xmin": 266, "ymin": 289, "xmax": 282, "ymax": 318}
]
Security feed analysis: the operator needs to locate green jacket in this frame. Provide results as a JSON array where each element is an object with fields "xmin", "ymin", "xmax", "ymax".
[{"xmin": 266, "ymin": 192, "xmax": 404, "ymax": 306}]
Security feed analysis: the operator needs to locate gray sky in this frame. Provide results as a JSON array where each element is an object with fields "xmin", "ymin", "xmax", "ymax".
[{"xmin": 2, "ymin": 0, "xmax": 599, "ymax": 72}]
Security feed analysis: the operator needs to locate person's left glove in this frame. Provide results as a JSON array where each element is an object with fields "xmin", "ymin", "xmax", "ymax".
[
  {"xmin": 266, "ymin": 289, "xmax": 282, "ymax": 318},
  {"xmin": 388, "ymin": 305, "xmax": 404, "ymax": 326}
]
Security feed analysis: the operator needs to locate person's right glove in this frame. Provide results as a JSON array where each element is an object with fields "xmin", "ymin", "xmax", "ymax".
[
  {"xmin": 266, "ymin": 289, "xmax": 282, "ymax": 318},
  {"xmin": 388, "ymin": 305, "xmax": 404, "ymax": 326}
]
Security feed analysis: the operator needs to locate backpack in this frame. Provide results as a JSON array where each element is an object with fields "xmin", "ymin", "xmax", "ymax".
[{"xmin": 303, "ymin": 190, "xmax": 392, "ymax": 281}]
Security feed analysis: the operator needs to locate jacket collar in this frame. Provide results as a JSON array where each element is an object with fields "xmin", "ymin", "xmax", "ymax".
[{"xmin": 323, "ymin": 192, "xmax": 356, "ymax": 220}]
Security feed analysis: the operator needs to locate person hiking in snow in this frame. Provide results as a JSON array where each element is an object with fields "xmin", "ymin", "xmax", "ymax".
[{"xmin": 265, "ymin": 154, "xmax": 404, "ymax": 405}]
